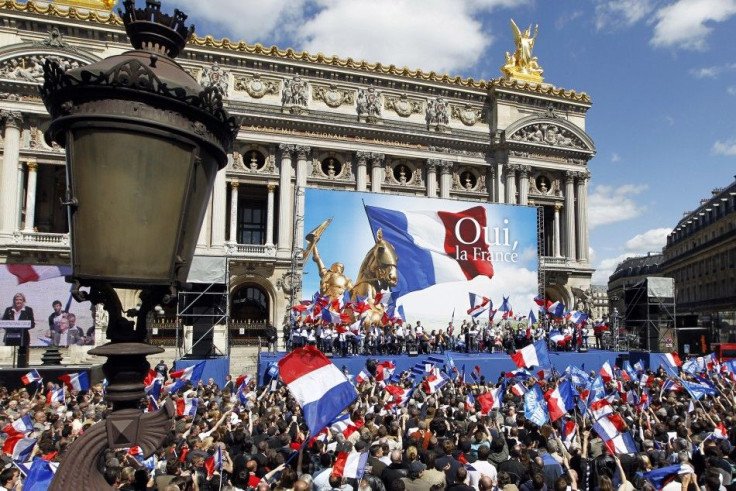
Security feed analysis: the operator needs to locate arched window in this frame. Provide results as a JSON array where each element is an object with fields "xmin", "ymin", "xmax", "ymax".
[{"xmin": 231, "ymin": 285, "xmax": 269, "ymax": 322}]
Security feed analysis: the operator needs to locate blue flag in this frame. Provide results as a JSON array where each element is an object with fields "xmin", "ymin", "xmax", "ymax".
[
  {"xmin": 680, "ymin": 379, "xmax": 718, "ymax": 400},
  {"xmin": 641, "ymin": 464, "xmax": 687, "ymax": 490},
  {"xmin": 524, "ymin": 385, "xmax": 549, "ymax": 426},
  {"xmin": 23, "ymin": 458, "xmax": 55, "ymax": 490}
]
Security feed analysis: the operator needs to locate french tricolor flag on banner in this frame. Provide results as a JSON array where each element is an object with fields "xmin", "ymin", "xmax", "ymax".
[
  {"xmin": 364, "ymin": 205, "xmax": 494, "ymax": 296},
  {"xmin": 58, "ymin": 372, "xmax": 89, "ymax": 392},
  {"xmin": 278, "ymin": 345, "xmax": 358, "ymax": 436},
  {"xmin": 332, "ymin": 451, "xmax": 369, "ymax": 479},
  {"xmin": 21, "ymin": 369, "xmax": 42, "ymax": 385},
  {"xmin": 4, "ymin": 265, "xmax": 70, "ymax": 284}
]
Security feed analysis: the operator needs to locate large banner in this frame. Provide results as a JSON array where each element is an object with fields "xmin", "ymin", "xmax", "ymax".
[
  {"xmin": 0, "ymin": 265, "xmax": 94, "ymax": 347},
  {"xmin": 302, "ymin": 189, "xmax": 539, "ymax": 328}
]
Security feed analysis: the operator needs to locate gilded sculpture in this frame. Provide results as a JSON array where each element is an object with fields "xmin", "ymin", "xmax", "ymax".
[
  {"xmin": 304, "ymin": 218, "xmax": 399, "ymax": 327},
  {"xmin": 501, "ymin": 19, "xmax": 544, "ymax": 83}
]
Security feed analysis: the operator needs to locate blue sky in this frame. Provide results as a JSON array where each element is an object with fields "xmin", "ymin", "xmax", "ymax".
[{"xmin": 169, "ymin": 0, "xmax": 736, "ymax": 284}]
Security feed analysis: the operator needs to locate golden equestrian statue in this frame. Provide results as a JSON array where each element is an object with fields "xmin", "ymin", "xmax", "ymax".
[
  {"xmin": 304, "ymin": 219, "xmax": 399, "ymax": 327},
  {"xmin": 501, "ymin": 19, "xmax": 544, "ymax": 83}
]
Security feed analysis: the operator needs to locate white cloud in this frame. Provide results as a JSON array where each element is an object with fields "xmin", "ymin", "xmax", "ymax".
[
  {"xmin": 728, "ymin": 86, "xmax": 736, "ymax": 95},
  {"xmin": 712, "ymin": 139, "xmax": 736, "ymax": 156},
  {"xmin": 169, "ymin": 0, "xmax": 526, "ymax": 75},
  {"xmin": 651, "ymin": 0, "xmax": 736, "ymax": 50},
  {"xmin": 690, "ymin": 63, "xmax": 736, "ymax": 78},
  {"xmin": 595, "ymin": 0, "xmax": 656, "ymax": 30},
  {"xmin": 591, "ymin": 227, "xmax": 670, "ymax": 284},
  {"xmin": 624, "ymin": 227, "xmax": 671, "ymax": 252},
  {"xmin": 588, "ymin": 183, "xmax": 648, "ymax": 229},
  {"xmin": 555, "ymin": 9, "xmax": 584, "ymax": 30},
  {"xmin": 168, "ymin": 0, "xmax": 304, "ymax": 43},
  {"xmin": 611, "ymin": 152, "xmax": 621, "ymax": 162}
]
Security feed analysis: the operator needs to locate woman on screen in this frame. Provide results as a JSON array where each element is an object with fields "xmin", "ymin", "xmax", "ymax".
[{"xmin": 2, "ymin": 292, "xmax": 34, "ymax": 367}]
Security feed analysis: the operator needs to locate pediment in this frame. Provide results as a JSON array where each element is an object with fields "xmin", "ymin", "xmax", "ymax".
[{"xmin": 505, "ymin": 114, "xmax": 595, "ymax": 154}]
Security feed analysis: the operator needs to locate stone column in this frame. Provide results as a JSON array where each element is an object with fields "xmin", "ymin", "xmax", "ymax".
[
  {"xmin": 487, "ymin": 167, "xmax": 495, "ymax": 203},
  {"xmin": 553, "ymin": 204, "xmax": 562, "ymax": 257},
  {"xmin": 22, "ymin": 159, "xmax": 38, "ymax": 232},
  {"xmin": 355, "ymin": 152, "xmax": 368, "ymax": 192},
  {"xmin": 0, "ymin": 111, "xmax": 22, "ymax": 235},
  {"xmin": 576, "ymin": 172, "xmax": 589, "ymax": 262},
  {"xmin": 564, "ymin": 171, "xmax": 577, "ymax": 260},
  {"xmin": 370, "ymin": 154, "xmax": 385, "ymax": 193},
  {"xmin": 228, "ymin": 181, "xmax": 239, "ymax": 243},
  {"xmin": 504, "ymin": 164, "xmax": 517, "ymax": 204},
  {"xmin": 426, "ymin": 160, "xmax": 438, "ymax": 198},
  {"xmin": 518, "ymin": 165, "xmax": 530, "ymax": 205},
  {"xmin": 294, "ymin": 146, "xmax": 310, "ymax": 246},
  {"xmin": 211, "ymin": 169, "xmax": 227, "ymax": 247},
  {"xmin": 265, "ymin": 184, "xmax": 275, "ymax": 247},
  {"xmin": 277, "ymin": 144, "xmax": 295, "ymax": 253},
  {"xmin": 438, "ymin": 160, "xmax": 453, "ymax": 199}
]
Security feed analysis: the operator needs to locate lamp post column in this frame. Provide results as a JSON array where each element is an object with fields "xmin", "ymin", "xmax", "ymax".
[
  {"xmin": 228, "ymin": 181, "xmax": 239, "ymax": 244},
  {"xmin": 23, "ymin": 160, "xmax": 38, "ymax": 232},
  {"xmin": 0, "ymin": 111, "xmax": 22, "ymax": 235}
]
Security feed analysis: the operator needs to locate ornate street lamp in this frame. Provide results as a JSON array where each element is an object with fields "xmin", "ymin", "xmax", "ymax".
[{"xmin": 40, "ymin": 1, "xmax": 237, "ymax": 488}]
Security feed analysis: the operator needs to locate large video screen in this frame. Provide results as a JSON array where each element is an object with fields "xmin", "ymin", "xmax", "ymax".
[
  {"xmin": 302, "ymin": 189, "xmax": 539, "ymax": 328},
  {"xmin": 0, "ymin": 265, "xmax": 94, "ymax": 347}
]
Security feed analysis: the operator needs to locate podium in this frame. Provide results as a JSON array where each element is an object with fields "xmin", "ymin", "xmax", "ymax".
[{"xmin": 0, "ymin": 320, "xmax": 32, "ymax": 368}]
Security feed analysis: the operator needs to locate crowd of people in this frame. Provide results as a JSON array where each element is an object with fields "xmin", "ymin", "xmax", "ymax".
[
  {"xmin": 285, "ymin": 319, "xmax": 593, "ymax": 357},
  {"xmin": 1, "ymin": 348, "xmax": 735, "ymax": 491}
]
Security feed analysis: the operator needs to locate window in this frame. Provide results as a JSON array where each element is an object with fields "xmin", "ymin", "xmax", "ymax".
[{"xmin": 237, "ymin": 199, "xmax": 267, "ymax": 245}]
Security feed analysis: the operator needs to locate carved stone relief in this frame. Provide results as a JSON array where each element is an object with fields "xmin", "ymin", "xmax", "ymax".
[
  {"xmin": 385, "ymin": 160, "xmax": 423, "ymax": 186},
  {"xmin": 451, "ymin": 104, "xmax": 483, "ymax": 126},
  {"xmin": 384, "ymin": 94, "xmax": 423, "ymax": 117},
  {"xmin": 509, "ymin": 123, "xmax": 586, "ymax": 150},
  {"xmin": 200, "ymin": 62, "xmax": 230, "ymax": 95},
  {"xmin": 234, "ymin": 74, "xmax": 280, "ymax": 98},
  {"xmin": 453, "ymin": 167, "xmax": 485, "ymax": 192},
  {"xmin": 426, "ymin": 97, "xmax": 450, "ymax": 130},
  {"xmin": 311, "ymin": 155, "xmax": 353, "ymax": 181},
  {"xmin": 232, "ymin": 148, "xmax": 276, "ymax": 174},
  {"xmin": 0, "ymin": 55, "xmax": 81, "ymax": 83},
  {"xmin": 282, "ymin": 76, "xmax": 309, "ymax": 114},
  {"xmin": 356, "ymin": 85, "xmax": 382, "ymax": 123},
  {"xmin": 312, "ymin": 84, "xmax": 355, "ymax": 108}
]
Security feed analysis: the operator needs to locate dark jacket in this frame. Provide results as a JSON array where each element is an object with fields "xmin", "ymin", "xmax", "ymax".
[
  {"xmin": 381, "ymin": 462, "xmax": 408, "ymax": 489},
  {"xmin": 2, "ymin": 306, "xmax": 34, "ymax": 346}
]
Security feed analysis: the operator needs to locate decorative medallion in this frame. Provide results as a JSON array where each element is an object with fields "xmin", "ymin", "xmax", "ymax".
[
  {"xmin": 385, "ymin": 94, "xmax": 423, "ymax": 117},
  {"xmin": 312, "ymin": 84, "xmax": 355, "ymax": 108},
  {"xmin": 234, "ymin": 74, "xmax": 280, "ymax": 98},
  {"xmin": 451, "ymin": 104, "xmax": 482, "ymax": 126}
]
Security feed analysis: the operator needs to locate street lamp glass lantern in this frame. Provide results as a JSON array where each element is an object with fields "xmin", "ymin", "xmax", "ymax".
[{"xmin": 40, "ymin": 0, "xmax": 237, "ymax": 288}]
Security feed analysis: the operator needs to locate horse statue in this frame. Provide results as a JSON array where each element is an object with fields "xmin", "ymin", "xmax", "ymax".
[{"xmin": 349, "ymin": 228, "xmax": 399, "ymax": 327}]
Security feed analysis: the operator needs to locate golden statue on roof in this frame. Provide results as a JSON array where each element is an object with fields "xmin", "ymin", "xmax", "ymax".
[
  {"xmin": 501, "ymin": 19, "xmax": 544, "ymax": 83},
  {"xmin": 53, "ymin": 0, "xmax": 117, "ymax": 10}
]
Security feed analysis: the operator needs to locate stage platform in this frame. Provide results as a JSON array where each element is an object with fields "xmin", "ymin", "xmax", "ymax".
[
  {"xmin": 0, "ymin": 364, "xmax": 104, "ymax": 392},
  {"xmin": 256, "ymin": 349, "xmax": 653, "ymax": 384}
]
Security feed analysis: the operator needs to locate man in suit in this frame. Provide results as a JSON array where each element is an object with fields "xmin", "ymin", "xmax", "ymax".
[
  {"xmin": 2, "ymin": 292, "xmax": 35, "ymax": 368},
  {"xmin": 67, "ymin": 313, "xmax": 86, "ymax": 346}
]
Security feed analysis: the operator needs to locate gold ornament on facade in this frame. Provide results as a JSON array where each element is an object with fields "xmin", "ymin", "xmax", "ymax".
[
  {"xmin": 501, "ymin": 19, "xmax": 544, "ymax": 83},
  {"xmin": 53, "ymin": 0, "xmax": 116, "ymax": 10}
]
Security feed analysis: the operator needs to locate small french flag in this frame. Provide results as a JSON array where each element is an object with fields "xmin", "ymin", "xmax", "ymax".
[
  {"xmin": 204, "ymin": 445, "xmax": 222, "ymax": 478},
  {"xmin": 332, "ymin": 451, "xmax": 369, "ymax": 479},
  {"xmin": 46, "ymin": 388, "xmax": 64, "ymax": 404},
  {"xmin": 355, "ymin": 370, "xmax": 370, "ymax": 385},
  {"xmin": 599, "ymin": 361, "xmax": 614, "ymax": 383},
  {"xmin": 58, "ymin": 372, "xmax": 90, "ymax": 392},
  {"xmin": 175, "ymin": 397, "xmax": 199, "ymax": 416},
  {"xmin": 21, "ymin": 369, "xmax": 42, "ymax": 386}
]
